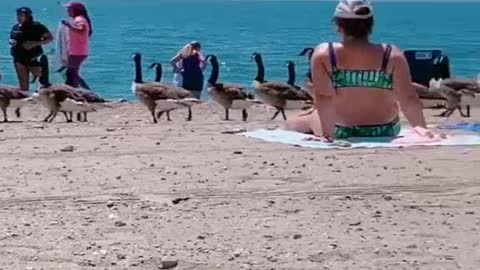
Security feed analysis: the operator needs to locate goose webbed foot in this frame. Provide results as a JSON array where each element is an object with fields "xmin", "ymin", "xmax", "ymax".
[
  {"xmin": 186, "ymin": 107, "xmax": 192, "ymax": 121},
  {"xmin": 459, "ymin": 105, "xmax": 471, "ymax": 118},
  {"xmin": 281, "ymin": 109, "xmax": 287, "ymax": 120},
  {"xmin": 64, "ymin": 112, "xmax": 73, "ymax": 123},
  {"xmin": 271, "ymin": 109, "xmax": 280, "ymax": 120},
  {"xmin": 48, "ymin": 112, "xmax": 58, "ymax": 123},
  {"xmin": 436, "ymin": 109, "xmax": 453, "ymax": 118},
  {"xmin": 166, "ymin": 111, "xmax": 172, "ymax": 121},
  {"xmin": 1, "ymin": 107, "xmax": 8, "ymax": 122},
  {"xmin": 44, "ymin": 112, "xmax": 53, "ymax": 122},
  {"xmin": 242, "ymin": 109, "xmax": 248, "ymax": 121},
  {"xmin": 152, "ymin": 111, "xmax": 158, "ymax": 124},
  {"xmin": 224, "ymin": 108, "xmax": 230, "ymax": 121}
]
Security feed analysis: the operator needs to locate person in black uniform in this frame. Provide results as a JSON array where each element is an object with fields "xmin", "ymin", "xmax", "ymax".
[{"xmin": 9, "ymin": 7, "xmax": 53, "ymax": 91}]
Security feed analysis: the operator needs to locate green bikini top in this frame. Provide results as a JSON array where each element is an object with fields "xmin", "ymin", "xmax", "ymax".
[{"xmin": 328, "ymin": 43, "xmax": 393, "ymax": 90}]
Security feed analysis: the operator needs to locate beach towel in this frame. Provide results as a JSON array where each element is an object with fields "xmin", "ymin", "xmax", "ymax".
[
  {"xmin": 241, "ymin": 128, "xmax": 480, "ymax": 149},
  {"xmin": 54, "ymin": 21, "xmax": 69, "ymax": 74},
  {"xmin": 439, "ymin": 123, "xmax": 480, "ymax": 133}
]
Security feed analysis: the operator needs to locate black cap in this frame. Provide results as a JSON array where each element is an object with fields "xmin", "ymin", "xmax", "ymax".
[{"xmin": 17, "ymin": 7, "xmax": 33, "ymax": 16}]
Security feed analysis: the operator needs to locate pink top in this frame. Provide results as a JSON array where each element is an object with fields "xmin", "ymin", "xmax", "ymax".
[{"xmin": 68, "ymin": 16, "xmax": 89, "ymax": 56}]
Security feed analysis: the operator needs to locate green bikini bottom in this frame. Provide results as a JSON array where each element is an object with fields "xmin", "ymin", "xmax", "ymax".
[{"xmin": 335, "ymin": 118, "xmax": 401, "ymax": 139}]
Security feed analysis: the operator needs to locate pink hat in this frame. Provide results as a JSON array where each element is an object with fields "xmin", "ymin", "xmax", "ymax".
[{"xmin": 62, "ymin": 1, "xmax": 85, "ymax": 8}]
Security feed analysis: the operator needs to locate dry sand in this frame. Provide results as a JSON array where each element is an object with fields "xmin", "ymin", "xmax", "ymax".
[{"xmin": 0, "ymin": 102, "xmax": 479, "ymax": 270}]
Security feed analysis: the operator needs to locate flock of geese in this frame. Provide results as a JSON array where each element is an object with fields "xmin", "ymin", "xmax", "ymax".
[{"xmin": 0, "ymin": 47, "xmax": 479, "ymax": 124}]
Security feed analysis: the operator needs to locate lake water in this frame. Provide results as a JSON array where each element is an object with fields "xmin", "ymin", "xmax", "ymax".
[{"xmin": 1, "ymin": 0, "xmax": 479, "ymax": 100}]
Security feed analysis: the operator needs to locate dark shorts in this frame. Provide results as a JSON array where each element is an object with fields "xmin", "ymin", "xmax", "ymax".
[{"xmin": 13, "ymin": 54, "xmax": 41, "ymax": 67}]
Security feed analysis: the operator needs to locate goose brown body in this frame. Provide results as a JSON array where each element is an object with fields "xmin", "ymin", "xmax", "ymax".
[
  {"xmin": 132, "ymin": 53, "xmax": 199, "ymax": 123},
  {"xmin": 0, "ymin": 85, "xmax": 31, "ymax": 122},
  {"xmin": 251, "ymin": 52, "xmax": 310, "ymax": 120},
  {"xmin": 37, "ymin": 55, "xmax": 91, "ymax": 123},
  {"xmin": 413, "ymin": 82, "xmax": 473, "ymax": 117},
  {"xmin": 206, "ymin": 54, "xmax": 256, "ymax": 121}
]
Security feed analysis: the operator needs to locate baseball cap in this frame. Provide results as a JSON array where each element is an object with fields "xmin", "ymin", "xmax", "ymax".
[
  {"xmin": 16, "ymin": 7, "xmax": 32, "ymax": 16},
  {"xmin": 62, "ymin": 1, "xmax": 85, "ymax": 8},
  {"xmin": 334, "ymin": 0, "xmax": 373, "ymax": 19}
]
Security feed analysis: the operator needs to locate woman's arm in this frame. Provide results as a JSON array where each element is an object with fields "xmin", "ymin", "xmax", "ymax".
[
  {"xmin": 197, "ymin": 51, "xmax": 206, "ymax": 71},
  {"xmin": 391, "ymin": 46, "xmax": 427, "ymax": 129},
  {"xmin": 311, "ymin": 44, "xmax": 337, "ymax": 140},
  {"xmin": 62, "ymin": 17, "xmax": 87, "ymax": 33},
  {"xmin": 170, "ymin": 53, "xmax": 183, "ymax": 72}
]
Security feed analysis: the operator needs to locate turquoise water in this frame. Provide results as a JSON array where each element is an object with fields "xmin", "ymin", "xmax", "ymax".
[{"xmin": 1, "ymin": 0, "xmax": 479, "ymax": 100}]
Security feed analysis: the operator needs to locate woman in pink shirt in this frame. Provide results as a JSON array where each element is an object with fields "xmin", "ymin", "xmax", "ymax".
[{"xmin": 61, "ymin": 2, "xmax": 92, "ymax": 89}]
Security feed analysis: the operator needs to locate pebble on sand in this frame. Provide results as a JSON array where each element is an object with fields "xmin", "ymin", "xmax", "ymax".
[
  {"xmin": 114, "ymin": 221, "xmax": 127, "ymax": 227},
  {"xmin": 160, "ymin": 259, "xmax": 178, "ymax": 269},
  {"xmin": 60, "ymin": 146, "xmax": 75, "ymax": 152},
  {"xmin": 293, "ymin": 234, "xmax": 303, "ymax": 240}
]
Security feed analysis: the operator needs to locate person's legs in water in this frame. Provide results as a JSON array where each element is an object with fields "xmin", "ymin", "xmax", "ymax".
[
  {"xmin": 78, "ymin": 77, "xmax": 91, "ymax": 90},
  {"xmin": 65, "ymin": 55, "xmax": 87, "ymax": 88},
  {"xmin": 182, "ymin": 73, "xmax": 203, "ymax": 99},
  {"xmin": 14, "ymin": 62, "xmax": 30, "ymax": 91}
]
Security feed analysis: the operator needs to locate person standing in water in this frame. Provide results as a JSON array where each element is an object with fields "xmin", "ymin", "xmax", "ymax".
[
  {"xmin": 61, "ymin": 1, "xmax": 92, "ymax": 89},
  {"xmin": 170, "ymin": 41, "xmax": 206, "ymax": 99},
  {"xmin": 285, "ymin": 0, "xmax": 438, "ymax": 141},
  {"xmin": 9, "ymin": 7, "xmax": 53, "ymax": 91}
]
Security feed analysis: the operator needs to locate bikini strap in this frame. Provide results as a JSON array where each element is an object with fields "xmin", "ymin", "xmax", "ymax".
[
  {"xmin": 381, "ymin": 44, "xmax": 392, "ymax": 72},
  {"xmin": 328, "ymin": 42, "xmax": 338, "ymax": 71}
]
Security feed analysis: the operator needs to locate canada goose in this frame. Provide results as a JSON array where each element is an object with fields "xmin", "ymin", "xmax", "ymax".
[
  {"xmin": 429, "ymin": 78, "xmax": 476, "ymax": 117},
  {"xmin": 73, "ymin": 88, "xmax": 107, "ymax": 122},
  {"xmin": 438, "ymin": 77, "xmax": 480, "ymax": 93},
  {"xmin": 148, "ymin": 63, "xmax": 174, "ymax": 121},
  {"xmin": 251, "ymin": 52, "xmax": 310, "ymax": 120},
  {"xmin": 37, "ymin": 55, "xmax": 93, "ymax": 123},
  {"xmin": 131, "ymin": 53, "xmax": 200, "ymax": 123},
  {"xmin": 413, "ymin": 82, "xmax": 474, "ymax": 117},
  {"xmin": 0, "ymin": 84, "xmax": 32, "ymax": 122},
  {"xmin": 206, "ymin": 54, "xmax": 258, "ymax": 121},
  {"xmin": 285, "ymin": 61, "xmax": 313, "ymax": 98},
  {"xmin": 299, "ymin": 47, "xmax": 315, "ymax": 82}
]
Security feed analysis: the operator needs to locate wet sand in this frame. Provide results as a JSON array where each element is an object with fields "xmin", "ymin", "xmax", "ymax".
[{"xmin": 0, "ymin": 102, "xmax": 479, "ymax": 270}]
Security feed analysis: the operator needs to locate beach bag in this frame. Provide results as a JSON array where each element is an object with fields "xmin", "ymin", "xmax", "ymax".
[{"xmin": 404, "ymin": 49, "xmax": 450, "ymax": 87}]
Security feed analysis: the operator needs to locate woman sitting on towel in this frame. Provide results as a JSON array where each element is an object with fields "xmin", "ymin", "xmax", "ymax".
[
  {"xmin": 285, "ymin": 0, "xmax": 436, "ymax": 141},
  {"xmin": 61, "ymin": 1, "xmax": 92, "ymax": 89}
]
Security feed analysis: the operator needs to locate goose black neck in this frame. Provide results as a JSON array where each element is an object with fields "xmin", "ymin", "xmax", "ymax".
[
  {"xmin": 38, "ymin": 55, "xmax": 51, "ymax": 87},
  {"xmin": 155, "ymin": 65, "xmax": 162, "ymax": 82},
  {"xmin": 208, "ymin": 58, "xmax": 219, "ymax": 85},
  {"xmin": 254, "ymin": 57, "xmax": 265, "ymax": 83},
  {"xmin": 287, "ymin": 64, "xmax": 296, "ymax": 85},
  {"xmin": 134, "ymin": 58, "xmax": 143, "ymax": 83}
]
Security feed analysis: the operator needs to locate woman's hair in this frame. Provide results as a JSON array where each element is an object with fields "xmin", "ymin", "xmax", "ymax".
[
  {"xmin": 69, "ymin": 3, "xmax": 93, "ymax": 37},
  {"xmin": 16, "ymin": 7, "xmax": 33, "ymax": 24},
  {"xmin": 179, "ymin": 41, "xmax": 201, "ymax": 58},
  {"xmin": 334, "ymin": 6, "xmax": 373, "ymax": 39}
]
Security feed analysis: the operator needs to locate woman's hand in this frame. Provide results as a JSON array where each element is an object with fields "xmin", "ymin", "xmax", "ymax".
[
  {"xmin": 61, "ymin": 20, "xmax": 72, "ymax": 28},
  {"xmin": 22, "ymin": 41, "xmax": 39, "ymax": 50},
  {"xmin": 413, "ymin": 126, "xmax": 446, "ymax": 139},
  {"xmin": 303, "ymin": 134, "xmax": 334, "ymax": 143}
]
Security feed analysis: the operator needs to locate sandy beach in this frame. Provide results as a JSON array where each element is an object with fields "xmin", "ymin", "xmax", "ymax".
[{"xmin": 0, "ymin": 102, "xmax": 479, "ymax": 270}]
